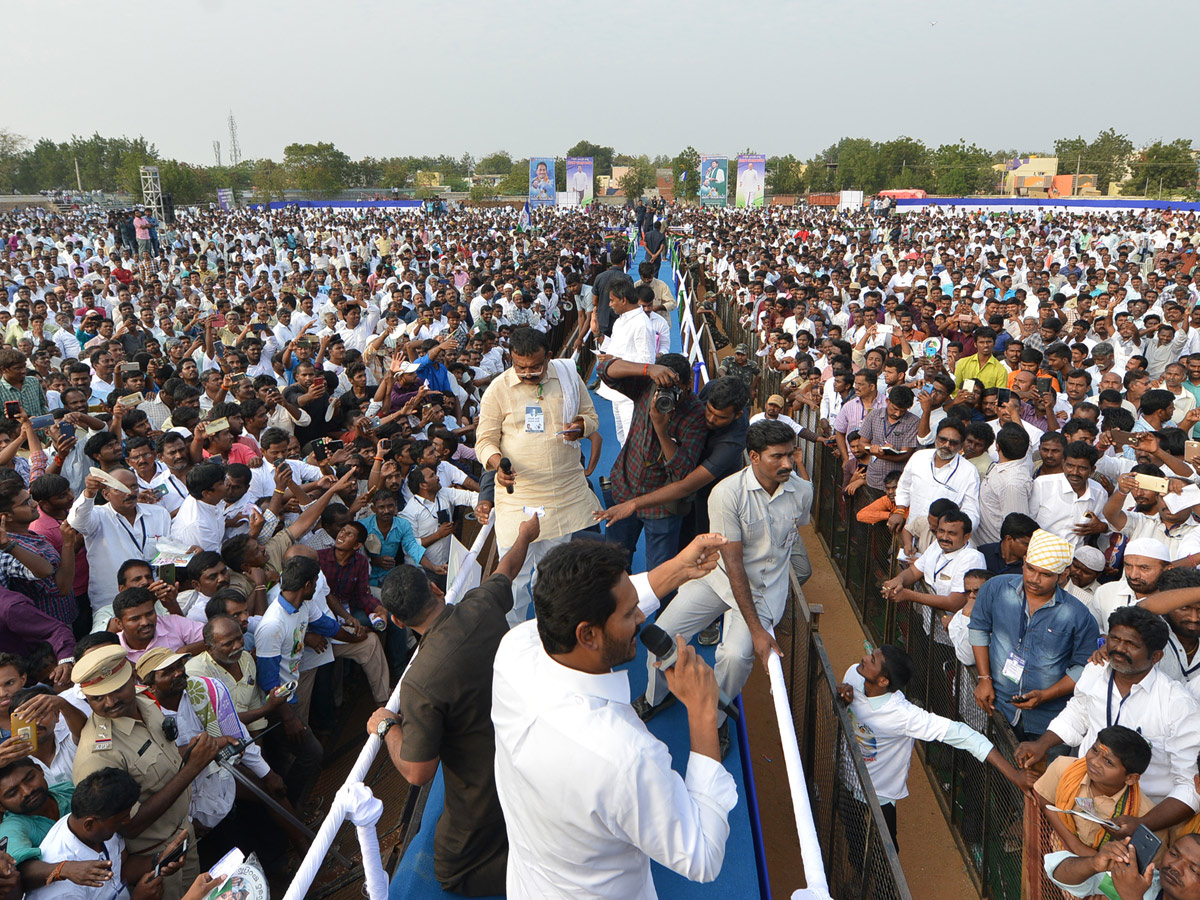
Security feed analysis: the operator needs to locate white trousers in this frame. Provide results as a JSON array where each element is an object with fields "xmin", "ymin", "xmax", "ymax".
[
  {"xmin": 612, "ymin": 396, "xmax": 635, "ymax": 446},
  {"xmin": 497, "ymin": 533, "xmax": 574, "ymax": 627},
  {"xmin": 643, "ymin": 578, "xmax": 779, "ymax": 726}
]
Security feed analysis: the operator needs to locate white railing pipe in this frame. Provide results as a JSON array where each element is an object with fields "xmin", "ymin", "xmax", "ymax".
[
  {"xmin": 282, "ymin": 522, "xmax": 494, "ymax": 900},
  {"xmin": 765, "ymin": 644, "xmax": 831, "ymax": 900}
]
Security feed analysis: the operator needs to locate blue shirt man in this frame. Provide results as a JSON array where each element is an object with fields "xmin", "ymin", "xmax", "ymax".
[
  {"xmin": 362, "ymin": 505, "xmax": 426, "ymax": 587},
  {"xmin": 414, "ymin": 339, "xmax": 454, "ymax": 394},
  {"xmin": 969, "ymin": 529, "xmax": 1099, "ymax": 736}
]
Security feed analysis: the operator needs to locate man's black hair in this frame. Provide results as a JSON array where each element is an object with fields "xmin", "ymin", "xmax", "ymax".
[{"xmin": 534, "ymin": 541, "xmax": 630, "ymax": 655}]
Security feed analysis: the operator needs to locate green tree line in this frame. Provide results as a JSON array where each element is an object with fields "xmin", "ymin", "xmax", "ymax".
[
  {"xmin": 768, "ymin": 130, "xmax": 1198, "ymax": 198},
  {"xmin": 1, "ymin": 129, "xmax": 1195, "ymax": 204}
]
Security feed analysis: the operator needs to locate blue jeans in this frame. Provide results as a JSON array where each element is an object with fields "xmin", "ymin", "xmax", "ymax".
[{"xmin": 605, "ymin": 510, "xmax": 683, "ymax": 574}]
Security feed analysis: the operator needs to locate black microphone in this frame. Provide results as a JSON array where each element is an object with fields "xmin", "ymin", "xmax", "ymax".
[
  {"xmin": 499, "ymin": 457, "xmax": 514, "ymax": 494},
  {"xmin": 640, "ymin": 623, "xmax": 740, "ymax": 720}
]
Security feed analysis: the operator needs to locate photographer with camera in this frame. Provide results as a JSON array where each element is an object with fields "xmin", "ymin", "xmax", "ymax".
[{"xmin": 596, "ymin": 353, "xmax": 712, "ymax": 573}]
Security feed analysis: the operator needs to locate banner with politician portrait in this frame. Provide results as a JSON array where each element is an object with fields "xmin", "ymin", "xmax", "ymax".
[
  {"xmin": 564, "ymin": 157, "xmax": 593, "ymax": 207},
  {"xmin": 699, "ymin": 156, "xmax": 728, "ymax": 206},
  {"xmin": 735, "ymin": 154, "xmax": 766, "ymax": 208},
  {"xmin": 528, "ymin": 157, "xmax": 556, "ymax": 207}
]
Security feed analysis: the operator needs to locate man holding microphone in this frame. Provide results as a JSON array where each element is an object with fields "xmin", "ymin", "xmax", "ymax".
[
  {"xmin": 476, "ymin": 326, "xmax": 601, "ymax": 625},
  {"xmin": 492, "ymin": 533, "xmax": 735, "ymax": 899}
]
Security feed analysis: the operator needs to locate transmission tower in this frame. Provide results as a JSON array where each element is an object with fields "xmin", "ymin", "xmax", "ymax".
[
  {"xmin": 213, "ymin": 140, "xmax": 222, "ymax": 168},
  {"xmin": 227, "ymin": 112, "xmax": 241, "ymax": 167}
]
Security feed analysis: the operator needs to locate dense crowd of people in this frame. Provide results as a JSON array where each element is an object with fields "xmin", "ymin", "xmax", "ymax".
[
  {"xmin": 688, "ymin": 200, "xmax": 1200, "ymax": 899},
  {"xmin": 2, "ymin": 194, "xmax": 1200, "ymax": 900}
]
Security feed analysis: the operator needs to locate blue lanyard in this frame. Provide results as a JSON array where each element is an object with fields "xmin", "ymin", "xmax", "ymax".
[
  {"xmin": 1106, "ymin": 671, "xmax": 1134, "ymax": 728},
  {"xmin": 1168, "ymin": 638, "xmax": 1200, "ymax": 678},
  {"xmin": 930, "ymin": 455, "xmax": 961, "ymax": 485},
  {"xmin": 931, "ymin": 553, "xmax": 955, "ymax": 582}
]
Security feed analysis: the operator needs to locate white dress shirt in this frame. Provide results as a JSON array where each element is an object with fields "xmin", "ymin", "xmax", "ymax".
[
  {"xmin": 976, "ymin": 459, "xmax": 1033, "ymax": 545},
  {"xmin": 1158, "ymin": 631, "xmax": 1200, "ymax": 699},
  {"xmin": 25, "ymin": 816, "xmax": 125, "ymax": 900},
  {"xmin": 1029, "ymin": 473, "xmax": 1108, "ymax": 548},
  {"xmin": 598, "ymin": 306, "xmax": 654, "ymax": 373},
  {"xmin": 492, "ymin": 575, "xmax": 737, "ymax": 900},
  {"xmin": 894, "ymin": 449, "xmax": 981, "ymax": 532},
  {"xmin": 170, "ymin": 496, "xmax": 227, "ymax": 552},
  {"xmin": 401, "ymin": 488, "xmax": 478, "ymax": 567},
  {"xmin": 1046, "ymin": 662, "xmax": 1200, "ymax": 807},
  {"xmin": 140, "ymin": 461, "xmax": 187, "ymax": 516},
  {"xmin": 644, "ymin": 310, "xmax": 671, "ymax": 357},
  {"xmin": 66, "ymin": 494, "xmax": 172, "ymax": 609}
]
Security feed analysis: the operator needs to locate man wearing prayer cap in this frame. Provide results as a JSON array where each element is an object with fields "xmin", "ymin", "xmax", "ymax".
[
  {"xmin": 1086, "ymin": 538, "xmax": 1170, "ymax": 633},
  {"xmin": 968, "ymin": 529, "xmax": 1101, "ymax": 739},
  {"xmin": 1064, "ymin": 545, "xmax": 1106, "ymax": 608}
]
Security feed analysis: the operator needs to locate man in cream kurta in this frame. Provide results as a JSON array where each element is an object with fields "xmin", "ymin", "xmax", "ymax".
[{"xmin": 477, "ymin": 354, "xmax": 601, "ymax": 625}]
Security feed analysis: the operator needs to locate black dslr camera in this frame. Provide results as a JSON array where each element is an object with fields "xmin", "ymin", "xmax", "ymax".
[{"xmin": 653, "ymin": 386, "xmax": 681, "ymax": 414}]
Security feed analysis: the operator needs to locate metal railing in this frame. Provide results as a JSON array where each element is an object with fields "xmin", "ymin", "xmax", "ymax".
[
  {"xmin": 807, "ymin": 449, "xmax": 1032, "ymax": 900},
  {"xmin": 697, "ymin": 269, "xmax": 1034, "ymax": 899},
  {"xmin": 280, "ymin": 523, "xmax": 496, "ymax": 900},
  {"xmin": 776, "ymin": 567, "xmax": 913, "ymax": 900},
  {"xmin": 675, "ymin": 240, "xmax": 838, "ymax": 900}
]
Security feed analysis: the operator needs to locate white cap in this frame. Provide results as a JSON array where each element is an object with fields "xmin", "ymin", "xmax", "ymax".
[
  {"xmin": 1124, "ymin": 538, "xmax": 1170, "ymax": 563},
  {"xmin": 1072, "ymin": 546, "xmax": 1105, "ymax": 572}
]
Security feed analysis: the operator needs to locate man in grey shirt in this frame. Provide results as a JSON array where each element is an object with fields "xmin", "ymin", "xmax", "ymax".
[{"xmin": 633, "ymin": 420, "xmax": 812, "ymax": 757}]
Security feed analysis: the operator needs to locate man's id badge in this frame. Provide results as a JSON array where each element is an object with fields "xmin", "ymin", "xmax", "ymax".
[
  {"xmin": 524, "ymin": 406, "xmax": 544, "ymax": 433},
  {"xmin": 1001, "ymin": 651, "xmax": 1026, "ymax": 682}
]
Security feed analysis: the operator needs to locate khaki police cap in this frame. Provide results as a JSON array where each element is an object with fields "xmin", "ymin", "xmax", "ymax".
[
  {"xmin": 72, "ymin": 646, "xmax": 133, "ymax": 697},
  {"xmin": 134, "ymin": 647, "xmax": 189, "ymax": 680}
]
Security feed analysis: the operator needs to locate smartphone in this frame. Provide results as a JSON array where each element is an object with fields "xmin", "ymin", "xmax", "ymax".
[
  {"xmin": 325, "ymin": 439, "xmax": 345, "ymax": 452},
  {"xmin": 120, "ymin": 392, "xmax": 145, "ymax": 407},
  {"xmin": 313, "ymin": 441, "xmax": 328, "ymax": 462},
  {"xmin": 1036, "ymin": 377, "xmax": 1053, "ymax": 394},
  {"xmin": 158, "ymin": 563, "xmax": 176, "ymax": 585},
  {"xmin": 3, "ymin": 401, "xmax": 18, "ymax": 420},
  {"xmin": 206, "ymin": 417, "xmax": 229, "ymax": 434},
  {"xmin": 1130, "ymin": 823, "xmax": 1162, "ymax": 873},
  {"xmin": 379, "ymin": 438, "xmax": 391, "ymax": 453},
  {"xmin": 1110, "ymin": 430, "xmax": 1137, "ymax": 448},
  {"xmin": 995, "ymin": 388, "xmax": 1011, "ymax": 405},
  {"xmin": 10, "ymin": 714, "xmax": 37, "ymax": 753},
  {"xmin": 154, "ymin": 836, "xmax": 189, "ymax": 878},
  {"xmin": 252, "ymin": 323, "xmax": 268, "ymax": 332},
  {"xmin": 58, "ymin": 422, "xmax": 75, "ymax": 440},
  {"xmin": 1187, "ymin": 440, "xmax": 1200, "ymax": 463},
  {"xmin": 1134, "ymin": 473, "xmax": 1169, "ymax": 493},
  {"xmin": 29, "ymin": 413, "xmax": 55, "ymax": 429},
  {"xmin": 153, "ymin": 484, "xmax": 170, "ymax": 498},
  {"xmin": 121, "ymin": 362, "xmax": 140, "ymax": 374}
]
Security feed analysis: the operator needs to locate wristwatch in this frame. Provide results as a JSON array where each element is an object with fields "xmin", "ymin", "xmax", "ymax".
[{"xmin": 375, "ymin": 717, "xmax": 401, "ymax": 740}]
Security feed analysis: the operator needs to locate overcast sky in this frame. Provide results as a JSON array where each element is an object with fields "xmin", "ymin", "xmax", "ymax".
[{"xmin": 7, "ymin": 0, "xmax": 1197, "ymax": 166}]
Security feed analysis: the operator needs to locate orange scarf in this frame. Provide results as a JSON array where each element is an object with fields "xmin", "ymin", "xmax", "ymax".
[{"xmin": 1054, "ymin": 757, "xmax": 1138, "ymax": 850}]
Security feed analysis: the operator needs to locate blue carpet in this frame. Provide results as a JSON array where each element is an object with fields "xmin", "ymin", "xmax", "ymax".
[
  {"xmin": 387, "ymin": 644, "xmax": 760, "ymax": 900},
  {"xmin": 388, "ymin": 248, "xmax": 762, "ymax": 900}
]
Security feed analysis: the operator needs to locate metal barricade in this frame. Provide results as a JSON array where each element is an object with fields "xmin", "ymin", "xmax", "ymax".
[
  {"xmin": 806, "ymin": 439, "xmax": 1032, "ymax": 900},
  {"xmin": 777, "ymin": 570, "xmax": 914, "ymax": 900}
]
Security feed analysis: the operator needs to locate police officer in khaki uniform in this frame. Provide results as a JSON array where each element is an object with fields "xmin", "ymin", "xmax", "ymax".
[{"xmin": 71, "ymin": 646, "xmax": 228, "ymax": 900}]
